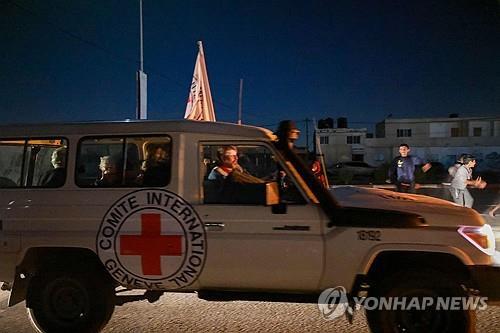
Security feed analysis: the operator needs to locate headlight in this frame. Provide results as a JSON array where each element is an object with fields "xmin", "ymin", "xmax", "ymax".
[{"xmin": 458, "ymin": 224, "xmax": 496, "ymax": 256}]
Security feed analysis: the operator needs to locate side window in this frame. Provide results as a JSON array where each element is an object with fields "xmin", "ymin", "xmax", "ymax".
[
  {"xmin": 0, "ymin": 140, "xmax": 25, "ymax": 187},
  {"xmin": 0, "ymin": 138, "xmax": 68, "ymax": 188},
  {"xmin": 76, "ymin": 136, "xmax": 171, "ymax": 188},
  {"xmin": 201, "ymin": 144, "xmax": 305, "ymax": 205}
]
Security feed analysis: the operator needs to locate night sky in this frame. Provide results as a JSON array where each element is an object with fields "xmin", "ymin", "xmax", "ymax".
[{"xmin": 1, "ymin": 0, "xmax": 499, "ymax": 134}]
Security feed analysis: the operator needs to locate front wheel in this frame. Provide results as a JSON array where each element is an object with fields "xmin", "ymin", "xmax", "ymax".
[
  {"xmin": 27, "ymin": 269, "xmax": 115, "ymax": 333},
  {"xmin": 366, "ymin": 269, "xmax": 476, "ymax": 333}
]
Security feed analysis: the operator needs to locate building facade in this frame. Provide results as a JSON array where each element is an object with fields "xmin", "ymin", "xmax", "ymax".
[
  {"xmin": 319, "ymin": 116, "xmax": 500, "ymax": 171},
  {"xmin": 316, "ymin": 127, "xmax": 368, "ymax": 168}
]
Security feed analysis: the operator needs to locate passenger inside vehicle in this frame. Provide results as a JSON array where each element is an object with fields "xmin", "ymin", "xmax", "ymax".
[
  {"xmin": 39, "ymin": 147, "xmax": 67, "ymax": 187},
  {"xmin": 95, "ymin": 155, "xmax": 121, "ymax": 187},
  {"xmin": 141, "ymin": 145, "xmax": 170, "ymax": 186}
]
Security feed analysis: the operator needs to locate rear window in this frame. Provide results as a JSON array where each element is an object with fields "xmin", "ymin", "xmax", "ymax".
[{"xmin": 0, "ymin": 138, "xmax": 68, "ymax": 188}]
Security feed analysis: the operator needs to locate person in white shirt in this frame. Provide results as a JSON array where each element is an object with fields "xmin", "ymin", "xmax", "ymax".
[
  {"xmin": 447, "ymin": 154, "xmax": 467, "ymax": 179},
  {"xmin": 449, "ymin": 154, "xmax": 487, "ymax": 208}
]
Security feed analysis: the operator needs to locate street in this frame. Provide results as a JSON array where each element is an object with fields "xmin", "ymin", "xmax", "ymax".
[{"xmin": 1, "ymin": 290, "xmax": 500, "ymax": 333}]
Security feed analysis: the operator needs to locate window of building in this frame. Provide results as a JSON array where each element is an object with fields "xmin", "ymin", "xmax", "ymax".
[
  {"xmin": 319, "ymin": 136, "xmax": 329, "ymax": 145},
  {"xmin": 429, "ymin": 123, "xmax": 447, "ymax": 138},
  {"xmin": 346, "ymin": 136, "xmax": 361, "ymax": 144},
  {"xmin": 396, "ymin": 129, "xmax": 412, "ymax": 137},
  {"xmin": 0, "ymin": 138, "xmax": 68, "ymax": 188},
  {"xmin": 450, "ymin": 128, "xmax": 460, "ymax": 137},
  {"xmin": 473, "ymin": 127, "xmax": 482, "ymax": 137},
  {"xmin": 76, "ymin": 135, "xmax": 171, "ymax": 187}
]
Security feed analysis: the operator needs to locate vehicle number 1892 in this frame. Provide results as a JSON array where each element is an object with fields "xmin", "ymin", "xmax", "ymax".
[{"xmin": 357, "ymin": 230, "xmax": 381, "ymax": 241}]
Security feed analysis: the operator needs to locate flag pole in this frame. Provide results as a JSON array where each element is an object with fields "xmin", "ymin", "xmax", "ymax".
[
  {"xmin": 305, "ymin": 118, "xmax": 310, "ymax": 153},
  {"xmin": 136, "ymin": 0, "xmax": 147, "ymax": 120},
  {"xmin": 197, "ymin": 40, "xmax": 203, "ymax": 56},
  {"xmin": 139, "ymin": 0, "xmax": 144, "ymax": 72}
]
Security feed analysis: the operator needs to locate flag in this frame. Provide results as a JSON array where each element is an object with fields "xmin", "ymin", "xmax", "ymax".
[{"xmin": 184, "ymin": 41, "xmax": 216, "ymax": 121}]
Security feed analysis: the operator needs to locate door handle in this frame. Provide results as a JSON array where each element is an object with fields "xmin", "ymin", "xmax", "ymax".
[
  {"xmin": 204, "ymin": 222, "xmax": 225, "ymax": 231},
  {"xmin": 273, "ymin": 225, "xmax": 310, "ymax": 231}
]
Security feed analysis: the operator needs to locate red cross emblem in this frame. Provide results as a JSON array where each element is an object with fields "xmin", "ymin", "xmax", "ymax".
[{"xmin": 120, "ymin": 213, "xmax": 183, "ymax": 276}]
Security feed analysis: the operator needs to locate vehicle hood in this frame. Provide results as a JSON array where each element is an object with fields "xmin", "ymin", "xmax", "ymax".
[{"xmin": 330, "ymin": 186, "xmax": 484, "ymax": 227}]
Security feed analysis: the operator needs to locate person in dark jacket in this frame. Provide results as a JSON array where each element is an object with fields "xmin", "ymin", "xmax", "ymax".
[
  {"xmin": 142, "ymin": 146, "xmax": 170, "ymax": 186},
  {"xmin": 39, "ymin": 147, "xmax": 67, "ymax": 187},
  {"xmin": 388, "ymin": 143, "xmax": 431, "ymax": 193}
]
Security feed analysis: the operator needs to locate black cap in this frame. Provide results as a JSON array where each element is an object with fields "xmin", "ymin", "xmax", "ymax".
[{"xmin": 462, "ymin": 154, "xmax": 476, "ymax": 164}]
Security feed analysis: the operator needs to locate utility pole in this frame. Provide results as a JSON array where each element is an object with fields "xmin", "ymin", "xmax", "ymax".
[
  {"xmin": 237, "ymin": 79, "xmax": 243, "ymax": 125},
  {"xmin": 305, "ymin": 118, "xmax": 310, "ymax": 153},
  {"xmin": 136, "ymin": 0, "xmax": 147, "ymax": 120}
]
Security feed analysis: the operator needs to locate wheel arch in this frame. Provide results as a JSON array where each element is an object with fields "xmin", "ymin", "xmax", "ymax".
[
  {"xmin": 366, "ymin": 250, "xmax": 472, "ymax": 288},
  {"xmin": 9, "ymin": 247, "xmax": 111, "ymax": 307}
]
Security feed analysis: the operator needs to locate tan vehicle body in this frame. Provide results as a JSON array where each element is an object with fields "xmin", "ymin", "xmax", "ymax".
[{"xmin": 0, "ymin": 120, "xmax": 498, "ymax": 332}]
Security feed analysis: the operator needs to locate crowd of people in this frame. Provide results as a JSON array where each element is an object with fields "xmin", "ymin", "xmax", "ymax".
[{"xmin": 386, "ymin": 144, "xmax": 489, "ymax": 209}]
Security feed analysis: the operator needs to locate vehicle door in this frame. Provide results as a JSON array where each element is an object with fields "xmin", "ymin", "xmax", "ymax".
[{"xmin": 195, "ymin": 142, "xmax": 327, "ymax": 292}]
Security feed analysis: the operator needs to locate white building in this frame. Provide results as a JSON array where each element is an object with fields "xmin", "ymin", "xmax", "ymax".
[{"xmin": 316, "ymin": 127, "xmax": 368, "ymax": 168}]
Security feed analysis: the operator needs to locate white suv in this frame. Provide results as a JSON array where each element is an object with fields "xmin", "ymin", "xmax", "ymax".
[{"xmin": 0, "ymin": 120, "xmax": 498, "ymax": 333}]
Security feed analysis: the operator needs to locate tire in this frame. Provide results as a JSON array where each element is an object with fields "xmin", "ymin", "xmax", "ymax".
[
  {"xmin": 366, "ymin": 269, "xmax": 476, "ymax": 333},
  {"xmin": 27, "ymin": 269, "xmax": 115, "ymax": 333}
]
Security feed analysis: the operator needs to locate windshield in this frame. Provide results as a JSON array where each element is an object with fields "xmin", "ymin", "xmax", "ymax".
[{"xmin": 272, "ymin": 140, "xmax": 340, "ymax": 217}]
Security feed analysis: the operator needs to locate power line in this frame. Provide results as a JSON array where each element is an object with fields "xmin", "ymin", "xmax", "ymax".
[
  {"xmin": 6, "ymin": 0, "xmax": 138, "ymax": 66},
  {"xmin": 5, "ymin": 0, "xmax": 235, "ymax": 115}
]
